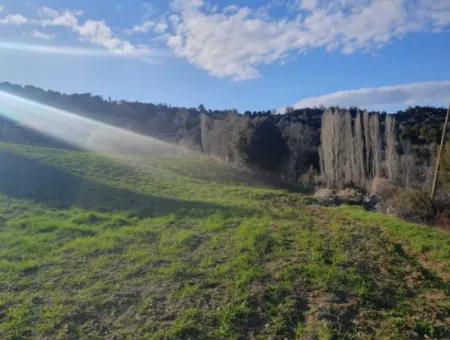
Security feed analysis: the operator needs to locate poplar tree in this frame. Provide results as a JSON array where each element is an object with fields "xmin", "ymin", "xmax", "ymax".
[{"xmin": 385, "ymin": 115, "xmax": 399, "ymax": 182}]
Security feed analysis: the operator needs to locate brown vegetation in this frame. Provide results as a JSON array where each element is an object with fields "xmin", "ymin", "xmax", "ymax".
[{"xmin": 387, "ymin": 189, "xmax": 436, "ymax": 224}]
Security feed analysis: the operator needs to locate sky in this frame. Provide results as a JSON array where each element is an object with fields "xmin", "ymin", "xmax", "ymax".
[{"xmin": 0, "ymin": 0, "xmax": 450, "ymax": 113}]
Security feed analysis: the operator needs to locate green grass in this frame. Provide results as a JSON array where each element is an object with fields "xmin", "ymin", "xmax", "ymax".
[{"xmin": 0, "ymin": 143, "xmax": 449, "ymax": 339}]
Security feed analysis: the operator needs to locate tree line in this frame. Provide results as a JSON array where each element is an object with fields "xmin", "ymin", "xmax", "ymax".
[{"xmin": 0, "ymin": 82, "xmax": 448, "ymax": 196}]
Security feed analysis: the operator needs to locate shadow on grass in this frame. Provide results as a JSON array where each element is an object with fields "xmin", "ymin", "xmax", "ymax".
[
  {"xmin": 392, "ymin": 242, "xmax": 450, "ymax": 293},
  {"xmin": 0, "ymin": 150, "xmax": 250, "ymax": 217}
]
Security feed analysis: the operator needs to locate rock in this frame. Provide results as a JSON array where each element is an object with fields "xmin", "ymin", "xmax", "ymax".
[{"xmin": 363, "ymin": 194, "xmax": 379, "ymax": 210}]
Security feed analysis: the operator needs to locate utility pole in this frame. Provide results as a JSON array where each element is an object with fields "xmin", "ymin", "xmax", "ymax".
[{"xmin": 431, "ymin": 105, "xmax": 450, "ymax": 200}]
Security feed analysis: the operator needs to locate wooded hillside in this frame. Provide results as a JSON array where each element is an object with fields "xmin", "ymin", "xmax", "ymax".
[{"xmin": 0, "ymin": 82, "xmax": 448, "ymax": 194}]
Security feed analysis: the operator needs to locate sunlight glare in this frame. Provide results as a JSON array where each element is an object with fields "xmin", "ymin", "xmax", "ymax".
[{"xmin": 0, "ymin": 90, "xmax": 185, "ymax": 156}]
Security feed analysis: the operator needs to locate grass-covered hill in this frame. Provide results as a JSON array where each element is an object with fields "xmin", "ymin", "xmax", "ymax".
[{"xmin": 0, "ymin": 143, "xmax": 449, "ymax": 339}]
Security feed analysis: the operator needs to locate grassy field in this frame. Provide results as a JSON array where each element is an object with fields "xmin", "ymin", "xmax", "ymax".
[{"xmin": 0, "ymin": 143, "xmax": 449, "ymax": 339}]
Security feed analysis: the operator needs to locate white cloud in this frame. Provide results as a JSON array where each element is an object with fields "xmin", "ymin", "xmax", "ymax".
[
  {"xmin": 35, "ymin": 7, "xmax": 152, "ymax": 57},
  {"xmin": 125, "ymin": 19, "xmax": 167, "ymax": 35},
  {"xmin": 75, "ymin": 20, "xmax": 138, "ymax": 55},
  {"xmin": 0, "ymin": 7, "xmax": 153, "ymax": 58},
  {"xmin": 0, "ymin": 41, "xmax": 119, "ymax": 57},
  {"xmin": 291, "ymin": 81, "xmax": 450, "ymax": 111},
  {"xmin": 154, "ymin": 21, "xmax": 168, "ymax": 33},
  {"xmin": 2, "ymin": 2, "xmax": 450, "ymax": 80},
  {"xmin": 38, "ymin": 7, "xmax": 80, "ymax": 27},
  {"xmin": 0, "ymin": 6, "xmax": 4, "ymax": 12},
  {"xmin": 416, "ymin": 1, "xmax": 450, "ymax": 29},
  {"xmin": 0, "ymin": 41, "xmax": 165, "ymax": 61},
  {"xmin": 167, "ymin": 0, "xmax": 450, "ymax": 80},
  {"xmin": 298, "ymin": 0, "xmax": 317, "ymax": 11},
  {"xmin": 168, "ymin": 2, "xmax": 303, "ymax": 80},
  {"xmin": 125, "ymin": 21, "xmax": 155, "ymax": 34},
  {"xmin": 223, "ymin": 5, "xmax": 239, "ymax": 14},
  {"xmin": 0, "ymin": 14, "xmax": 29, "ymax": 25},
  {"xmin": 30, "ymin": 30, "xmax": 55, "ymax": 40}
]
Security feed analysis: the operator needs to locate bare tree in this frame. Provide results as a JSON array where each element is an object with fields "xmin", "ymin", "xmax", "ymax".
[
  {"xmin": 363, "ymin": 111, "xmax": 371, "ymax": 175},
  {"xmin": 320, "ymin": 109, "xmax": 358, "ymax": 188},
  {"xmin": 320, "ymin": 109, "xmax": 342, "ymax": 188},
  {"xmin": 385, "ymin": 115, "xmax": 399, "ymax": 182},
  {"xmin": 353, "ymin": 112, "xmax": 366, "ymax": 187},
  {"xmin": 343, "ymin": 111, "xmax": 355, "ymax": 184},
  {"xmin": 370, "ymin": 114, "xmax": 382, "ymax": 178},
  {"xmin": 400, "ymin": 153, "xmax": 416, "ymax": 188},
  {"xmin": 200, "ymin": 112, "xmax": 246, "ymax": 161},
  {"xmin": 320, "ymin": 109, "xmax": 401, "ymax": 190}
]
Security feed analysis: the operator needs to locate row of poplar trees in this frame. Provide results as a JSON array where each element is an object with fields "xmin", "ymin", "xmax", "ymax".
[{"xmin": 320, "ymin": 109, "xmax": 401, "ymax": 189}]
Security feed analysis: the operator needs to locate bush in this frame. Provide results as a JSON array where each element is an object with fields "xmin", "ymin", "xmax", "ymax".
[
  {"xmin": 337, "ymin": 188, "xmax": 364, "ymax": 204},
  {"xmin": 434, "ymin": 198, "xmax": 450, "ymax": 231},
  {"xmin": 438, "ymin": 143, "xmax": 450, "ymax": 197},
  {"xmin": 235, "ymin": 118, "xmax": 289, "ymax": 171},
  {"xmin": 387, "ymin": 189, "xmax": 435, "ymax": 224},
  {"xmin": 313, "ymin": 188, "xmax": 340, "ymax": 206},
  {"xmin": 299, "ymin": 165, "xmax": 318, "ymax": 190},
  {"xmin": 370, "ymin": 177, "xmax": 396, "ymax": 199}
]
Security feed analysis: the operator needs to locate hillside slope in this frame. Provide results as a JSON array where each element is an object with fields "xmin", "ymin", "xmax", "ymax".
[
  {"xmin": 1, "ymin": 82, "xmax": 448, "ymax": 186},
  {"xmin": 0, "ymin": 143, "xmax": 449, "ymax": 339}
]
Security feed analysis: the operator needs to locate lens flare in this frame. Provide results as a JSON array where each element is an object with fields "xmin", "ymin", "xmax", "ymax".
[{"xmin": 0, "ymin": 90, "xmax": 185, "ymax": 156}]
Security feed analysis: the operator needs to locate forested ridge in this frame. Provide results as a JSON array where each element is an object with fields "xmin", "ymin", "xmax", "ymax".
[{"xmin": 0, "ymin": 82, "xmax": 448, "ymax": 193}]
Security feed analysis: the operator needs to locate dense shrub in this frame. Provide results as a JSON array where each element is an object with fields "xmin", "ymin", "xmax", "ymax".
[
  {"xmin": 298, "ymin": 165, "xmax": 318, "ymax": 190},
  {"xmin": 235, "ymin": 118, "xmax": 289, "ymax": 171},
  {"xmin": 439, "ymin": 143, "xmax": 450, "ymax": 197},
  {"xmin": 337, "ymin": 188, "xmax": 364, "ymax": 204},
  {"xmin": 370, "ymin": 177, "xmax": 396, "ymax": 199},
  {"xmin": 434, "ymin": 196, "xmax": 450, "ymax": 230},
  {"xmin": 387, "ymin": 189, "xmax": 435, "ymax": 224}
]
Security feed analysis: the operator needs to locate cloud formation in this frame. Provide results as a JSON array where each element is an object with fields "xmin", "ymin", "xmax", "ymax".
[
  {"xmin": 167, "ymin": 0, "xmax": 450, "ymax": 80},
  {"xmin": 1, "ymin": 1, "xmax": 450, "ymax": 79},
  {"xmin": 0, "ymin": 14, "xmax": 28, "ymax": 25},
  {"xmin": 291, "ymin": 81, "xmax": 450, "ymax": 111},
  {"xmin": 124, "ymin": 20, "xmax": 168, "ymax": 35},
  {"xmin": 0, "ymin": 41, "xmax": 120, "ymax": 57},
  {"xmin": 30, "ymin": 30, "xmax": 55, "ymax": 40},
  {"xmin": 38, "ymin": 8, "xmax": 149, "ymax": 57},
  {"xmin": 125, "ymin": 21, "xmax": 155, "ymax": 34},
  {"xmin": 0, "ymin": 7, "xmax": 152, "ymax": 58}
]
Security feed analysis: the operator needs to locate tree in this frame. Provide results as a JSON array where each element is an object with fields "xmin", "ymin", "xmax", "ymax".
[
  {"xmin": 385, "ymin": 115, "xmax": 399, "ymax": 182},
  {"xmin": 279, "ymin": 122, "xmax": 318, "ymax": 182},
  {"xmin": 353, "ymin": 112, "xmax": 366, "ymax": 187},
  {"xmin": 201, "ymin": 112, "xmax": 247, "ymax": 161},
  {"xmin": 320, "ymin": 109, "xmax": 338, "ymax": 187},
  {"xmin": 369, "ymin": 113, "xmax": 382, "ymax": 178},
  {"xmin": 363, "ymin": 111, "xmax": 371, "ymax": 175},
  {"xmin": 343, "ymin": 111, "xmax": 356, "ymax": 184},
  {"xmin": 320, "ymin": 109, "xmax": 399, "ymax": 190},
  {"xmin": 236, "ymin": 118, "xmax": 289, "ymax": 171}
]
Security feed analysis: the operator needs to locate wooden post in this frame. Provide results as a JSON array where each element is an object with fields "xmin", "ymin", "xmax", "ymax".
[{"xmin": 431, "ymin": 105, "xmax": 450, "ymax": 200}]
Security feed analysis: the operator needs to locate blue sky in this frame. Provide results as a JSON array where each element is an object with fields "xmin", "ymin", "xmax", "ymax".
[{"xmin": 0, "ymin": 0, "xmax": 450, "ymax": 112}]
